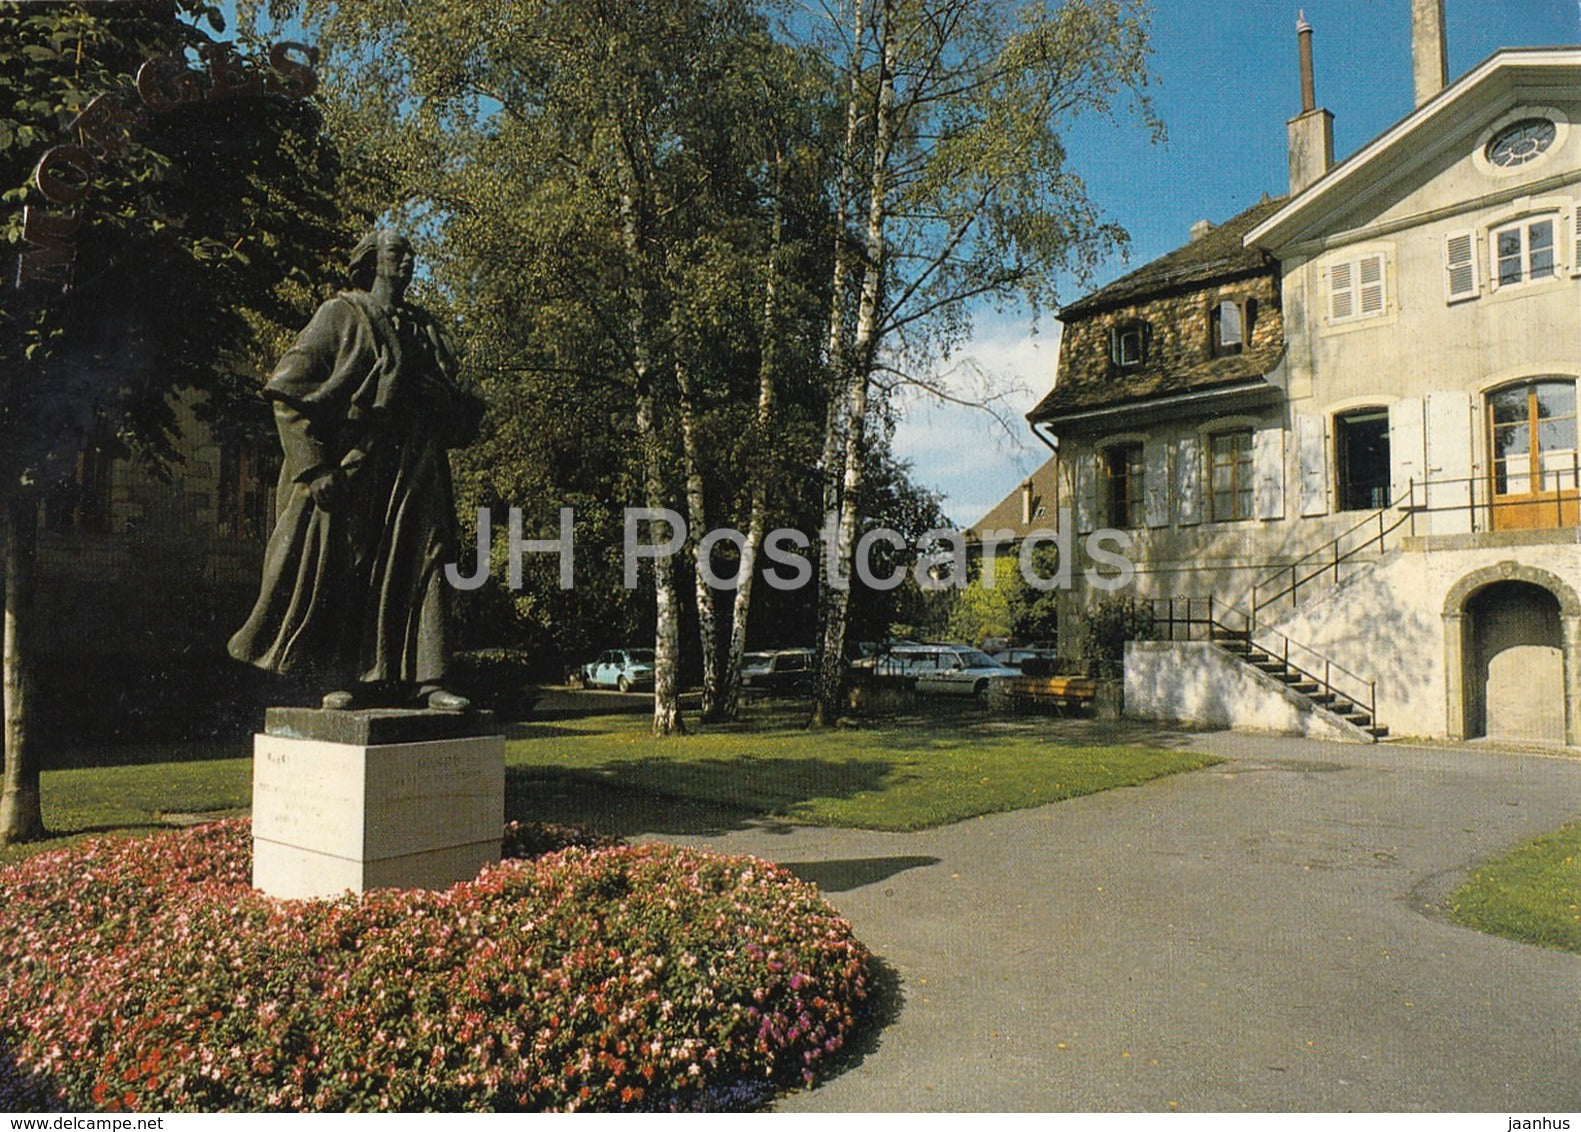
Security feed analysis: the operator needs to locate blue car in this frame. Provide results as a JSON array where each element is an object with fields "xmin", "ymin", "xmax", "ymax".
[{"xmin": 579, "ymin": 648, "xmax": 655, "ymax": 692}]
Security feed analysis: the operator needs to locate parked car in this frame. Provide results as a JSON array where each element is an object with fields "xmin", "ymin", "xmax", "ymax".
[
  {"xmin": 740, "ymin": 647, "xmax": 816, "ymax": 695},
  {"xmin": 871, "ymin": 644, "xmax": 1018, "ymax": 699},
  {"xmin": 989, "ymin": 647, "xmax": 1060, "ymax": 673},
  {"xmin": 578, "ymin": 648, "xmax": 655, "ymax": 692},
  {"xmin": 847, "ymin": 638, "xmax": 922, "ymax": 671}
]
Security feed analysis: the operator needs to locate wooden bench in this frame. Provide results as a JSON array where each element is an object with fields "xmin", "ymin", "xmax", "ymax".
[{"xmin": 1003, "ymin": 675, "xmax": 1097, "ymax": 714}]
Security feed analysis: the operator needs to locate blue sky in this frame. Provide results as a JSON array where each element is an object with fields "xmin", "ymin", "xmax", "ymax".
[{"xmin": 900, "ymin": 0, "xmax": 1581, "ymax": 528}]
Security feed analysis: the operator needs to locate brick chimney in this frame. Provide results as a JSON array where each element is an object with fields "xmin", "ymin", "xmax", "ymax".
[
  {"xmin": 1412, "ymin": 0, "xmax": 1448, "ymax": 106},
  {"xmin": 1287, "ymin": 10, "xmax": 1334, "ymax": 195}
]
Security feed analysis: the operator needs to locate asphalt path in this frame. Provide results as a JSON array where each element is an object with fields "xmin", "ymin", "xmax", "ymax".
[{"xmin": 645, "ymin": 730, "xmax": 1581, "ymax": 1112}]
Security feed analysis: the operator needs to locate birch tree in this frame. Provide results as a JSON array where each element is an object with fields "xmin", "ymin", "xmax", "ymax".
[
  {"xmin": 805, "ymin": 0, "xmax": 1161, "ymax": 724},
  {"xmin": 280, "ymin": 0, "xmax": 793, "ymax": 735}
]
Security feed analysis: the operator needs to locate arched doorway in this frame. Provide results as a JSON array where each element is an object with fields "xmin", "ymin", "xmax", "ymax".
[
  {"xmin": 1465, "ymin": 582, "xmax": 1563, "ymax": 742},
  {"xmin": 1443, "ymin": 563, "xmax": 1581, "ymax": 746}
]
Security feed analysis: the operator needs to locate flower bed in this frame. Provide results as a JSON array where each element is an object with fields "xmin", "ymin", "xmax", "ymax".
[{"xmin": 0, "ymin": 821, "xmax": 870, "ymax": 1112}]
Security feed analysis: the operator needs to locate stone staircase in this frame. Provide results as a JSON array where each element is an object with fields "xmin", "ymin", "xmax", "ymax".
[{"xmin": 1208, "ymin": 625, "xmax": 1389, "ymax": 740}]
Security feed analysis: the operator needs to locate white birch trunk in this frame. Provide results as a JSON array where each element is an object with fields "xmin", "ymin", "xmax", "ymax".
[
  {"xmin": 1, "ymin": 494, "xmax": 45, "ymax": 844},
  {"xmin": 815, "ymin": 0, "xmax": 897, "ymax": 727},
  {"xmin": 720, "ymin": 149, "xmax": 787, "ymax": 721},
  {"xmin": 677, "ymin": 361, "xmax": 721, "ymax": 719}
]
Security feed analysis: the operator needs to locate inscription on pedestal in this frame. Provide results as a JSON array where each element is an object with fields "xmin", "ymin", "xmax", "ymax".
[{"xmin": 251, "ymin": 714, "xmax": 505, "ymax": 900}]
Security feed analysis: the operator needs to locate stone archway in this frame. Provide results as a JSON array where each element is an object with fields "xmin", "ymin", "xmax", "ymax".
[{"xmin": 1443, "ymin": 562, "xmax": 1581, "ymax": 746}]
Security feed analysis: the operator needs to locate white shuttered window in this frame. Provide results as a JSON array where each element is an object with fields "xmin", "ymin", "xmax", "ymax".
[
  {"xmin": 1444, "ymin": 231, "xmax": 1478, "ymax": 301},
  {"xmin": 1174, "ymin": 435, "xmax": 1202, "ymax": 526},
  {"xmin": 1329, "ymin": 252, "xmax": 1387, "ymax": 323}
]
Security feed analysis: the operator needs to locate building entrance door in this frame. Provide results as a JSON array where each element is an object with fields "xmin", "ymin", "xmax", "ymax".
[{"xmin": 1486, "ymin": 378, "xmax": 1578, "ymax": 530}]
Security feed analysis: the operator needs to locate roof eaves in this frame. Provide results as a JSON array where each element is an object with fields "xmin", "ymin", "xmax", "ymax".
[
  {"xmin": 1245, "ymin": 47, "xmax": 1581, "ymax": 249},
  {"xmin": 1057, "ymin": 257, "xmax": 1275, "ymax": 320}
]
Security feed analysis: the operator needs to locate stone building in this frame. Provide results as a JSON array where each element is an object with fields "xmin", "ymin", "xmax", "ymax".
[
  {"xmin": 1021, "ymin": 4, "xmax": 1580, "ymax": 746},
  {"xmin": 23, "ymin": 397, "xmax": 278, "ymax": 740}
]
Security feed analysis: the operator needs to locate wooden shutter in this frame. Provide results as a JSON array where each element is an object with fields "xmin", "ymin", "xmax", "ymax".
[
  {"xmin": 1295, "ymin": 413, "xmax": 1328, "ymax": 517},
  {"xmin": 1143, "ymin": 437, "xmax": 1169, "ymax": 528},
  {"xmin": 1253, "ymin": 426, "xmax": 1286, "ymax": 521},
  {"xmin": 1573, "ymin": 210, "xmax": 1581, "ymax": 275},
  {"xmin": 1388, "ymin": 397, "xmax": 1425, "ymax": 507},
  {"xmin": 1425, "ymin": 390, "xmax": 1474, "ymax": 534},
  {"xmin": 1358, "ymin": 253, "xmax": 1386, "ymax": 316},
  {"xmin": 1445, "ymin": 231, "xmax": 1478, "ymax": 301},
  {"xmin": 1329, "ymin": 260, "xmax": 1355, "ymax": 321},
  {"xmin": 1174, "ymin": 435, "xmax": 1201, "ymax": 526},
  {"xmin": 1074, "ymin": 448, "xmax": 1096, "ymax": 534}
]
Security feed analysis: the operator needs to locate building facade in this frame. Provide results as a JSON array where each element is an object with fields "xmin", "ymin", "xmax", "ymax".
[
  {"xmin": 17, "ymin": 396, "xmax": 278, "ymax": 740},
  {"xmin": 1026, "ymin": 9, "xmax": 1580, "ymax": 746}
]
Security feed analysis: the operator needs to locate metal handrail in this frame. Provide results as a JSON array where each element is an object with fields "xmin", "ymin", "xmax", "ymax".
[
  {"xmin": 1251, "ymin": 460, "xmax": 1581, "ymax": 624},
  {"xmin": 1251, "ymin": 483, "xmax": 1416, "ymax": 623},
  {"xmin": 1147, "ymin": 597, "xmax": 1379, "ymax": 736}
]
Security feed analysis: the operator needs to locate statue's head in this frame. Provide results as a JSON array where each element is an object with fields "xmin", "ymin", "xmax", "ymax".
[{"xmin": 348, "ymin": 229, "xmax": 415, "ymax": 292}]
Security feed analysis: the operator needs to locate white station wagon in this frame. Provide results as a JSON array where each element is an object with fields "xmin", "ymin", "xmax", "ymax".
[{"xmin": 870, "ymin": 645, "xmax": 1018, "ymax": 699}]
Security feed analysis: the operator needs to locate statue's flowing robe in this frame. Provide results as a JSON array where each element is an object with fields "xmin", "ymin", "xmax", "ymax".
[{"xmin": 228, "ymin": 291, "xmax": 482, "ymax": 686}]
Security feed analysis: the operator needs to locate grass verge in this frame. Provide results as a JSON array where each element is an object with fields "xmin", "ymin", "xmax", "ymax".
[
  {"xmin": 1446, "ymin": 819, "xmax": 1581, "ymax": 954},
  {"xmin": 507, "ymin": 710, "xmax": 1218, "ymax": 831},
  {"xmin": 2, "ymin": 705, "xmax": 1219, "ymax": 863}
]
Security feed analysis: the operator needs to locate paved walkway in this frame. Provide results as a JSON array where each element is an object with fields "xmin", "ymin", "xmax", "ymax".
[{"xmin": 647, "ymin": 730, "xmax": 1581, "ymax": 1111}]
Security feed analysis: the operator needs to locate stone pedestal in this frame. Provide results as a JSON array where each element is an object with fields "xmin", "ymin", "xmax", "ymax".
[{"xmin": 252, "ymin": 708, "xmax": 505, "ymax": 900}]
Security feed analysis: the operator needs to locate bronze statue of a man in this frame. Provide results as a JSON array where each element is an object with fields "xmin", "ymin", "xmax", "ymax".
[{"xmin": 228, "ymin": 231, "xmax": 484, "ymax": 711}]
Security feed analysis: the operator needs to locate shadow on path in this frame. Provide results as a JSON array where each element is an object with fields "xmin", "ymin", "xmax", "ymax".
[{"xmin": 785, "ymin": 855, "xmax": 941, "ymax": 893}]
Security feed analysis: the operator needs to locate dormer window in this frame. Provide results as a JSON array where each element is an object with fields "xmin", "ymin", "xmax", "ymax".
[
  {"xmin": 1110, "ymin": 320, "xmax": 1149, "ymax": 369},
  {"xmin": 1211, "ymin": 298, "xmax": 1255, "ymax": 357}
]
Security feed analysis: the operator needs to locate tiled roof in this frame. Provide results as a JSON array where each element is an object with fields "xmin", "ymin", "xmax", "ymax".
[
  {"xmin": 965, "ymin": 455, "xmax": 1060, "ymax": 541},
  {"xmin": 1027, "ymin": 347, "xmax": 1282, "ymax": 422},
  {"xmin": 1028, "ymin": 196, "xmax": 1286, "ymax": 424},
  {"xmin": 1056, "ymin": 196, "xmax": 1286, "ymax": 319}
]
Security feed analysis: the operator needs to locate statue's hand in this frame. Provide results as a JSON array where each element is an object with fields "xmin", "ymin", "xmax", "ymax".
[{"xmin": 306, "ymin": 468, "xmax": 346, "ymax": 512}]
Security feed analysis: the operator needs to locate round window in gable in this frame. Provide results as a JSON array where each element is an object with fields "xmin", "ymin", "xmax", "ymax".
[{"xmin": 1485, "ymin": 118, "xmax": 1556, "ymax": 168}]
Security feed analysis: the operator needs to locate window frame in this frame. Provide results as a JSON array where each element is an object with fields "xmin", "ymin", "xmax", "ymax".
[
  {"xmin": 1099, "ymin": 441, "xmax": 1145, "ymax": 529},
  {"xmin": 1333, "ymin": 407, "xmax": 1392, "ymax": 513},
  {"xmin": 1209, "ymin": 297, "xmax": 1254, "ymax": 357},
  {"xmin": 1489, "ymin": 215, "xmax": 1559, "ymax": 290},
  {"xmin": 218, "ymin": 437, "xmax": 281, "ymax": 540},
  {"xmin": 1109, "ymin": 320, "xmax": 1149, "ymax": 370},
  {"xmin": 43, "ymin": 440, "xmax": 114, "ymax": 533},
  {"xmin": 1207, "ymin": 429, "xmax": 1255, "ymax": 523},
  {"xmin": 1326, "ymin": 251, "xmax": 1387, "ymax": 324}
]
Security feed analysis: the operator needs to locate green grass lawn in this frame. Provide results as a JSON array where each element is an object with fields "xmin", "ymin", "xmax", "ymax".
[
  {"xmin": 1447, "ymin": 819, "xmax": 1581, "ymax": 954},
  {"xmin": 1, "ymin": 705, "xmax": 1219, "ymax": 863},
  {"xmin": 505, "ymin": 708, "xmax": 1219, "ymax": 832}
]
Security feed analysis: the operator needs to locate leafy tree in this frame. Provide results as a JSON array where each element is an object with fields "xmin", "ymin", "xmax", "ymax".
[
  {"xmin": 1064, "ymin": 594, "xmax": 1152, "ymax": 678},
  {"xmin": 804, "ymin": 0, "xmax": 1162, "ymax": 724},
  {"xmin": 945, "ymin": 543, "xmax": 1062, "ymax": 646},
  {"xmin": 273, "ymin": 0, "xmax": 849, "ymax": 734},
  {"xmin": 0, "ymin": 0, "xmax": 348, "ymax": 842}
]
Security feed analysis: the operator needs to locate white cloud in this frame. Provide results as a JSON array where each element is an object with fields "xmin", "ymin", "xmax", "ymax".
[{"xmin": 889, "ymin": 319, "xmax": 1061, "ymax": 528}]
